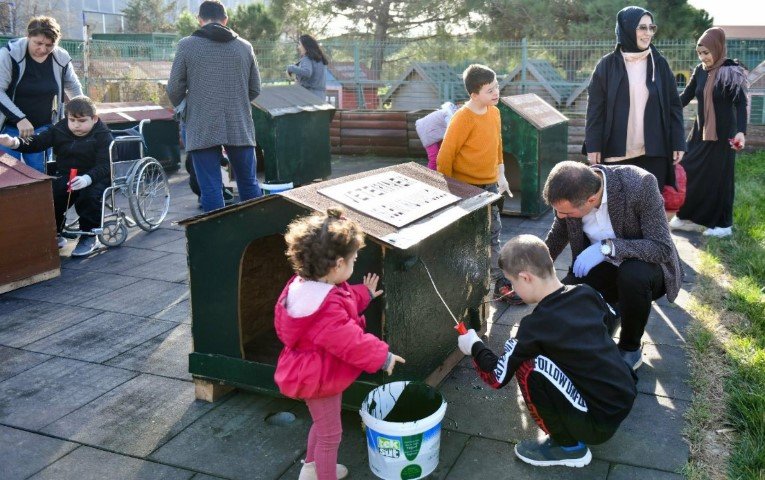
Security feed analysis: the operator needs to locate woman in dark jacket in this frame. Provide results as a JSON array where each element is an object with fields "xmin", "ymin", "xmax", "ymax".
[
  {"xmin": 669, "ymin": 28, "xmax": 747, "ymax": 238},
  {"xmin": 584, "ymin": 6, "xmax": 686, "ymax": 190},
  {"xmin": 286, "ymin": 34, "xmax": 327, "ymax": 100}
]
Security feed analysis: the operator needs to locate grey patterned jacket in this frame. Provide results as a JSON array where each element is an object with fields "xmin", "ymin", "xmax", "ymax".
[
  {"xmin": 166, "ymin": 23, "xmax": 260, "ymax": 152},
  {"xmin": 545, "ymin": 164, "xmax": 683, "ymax": 302}
]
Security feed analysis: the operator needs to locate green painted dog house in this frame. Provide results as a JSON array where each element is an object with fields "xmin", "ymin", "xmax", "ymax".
[
  {"xmin": 252, "ymin": 85, "xmax": 335, "ymax": 186},
  {"xmin": 180, "ymin": 162, "xmax": 498, "ymax": 409},
  {"xmin": 498, "ymin": 93, "xmax": 569, "ymax": 217}
]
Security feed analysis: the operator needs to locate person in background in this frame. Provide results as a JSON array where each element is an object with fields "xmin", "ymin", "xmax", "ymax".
[
  {"xmin": 584, "ymin": 6, "xmax": 686, "ymax": 191},
  {"xmin": 669, "ymin": 27, "xmax": 748, "ymax": 238},
  {"xmin": 415, "ymin": 101, "xmax": 459, "ymax": 170},
  {"xmin": 287, "ymin": 34, "xmax": 328, "ymax": 101},
  {"xmin": 0, "ymin": 16, "xmax": 82, "ymax": 173}
]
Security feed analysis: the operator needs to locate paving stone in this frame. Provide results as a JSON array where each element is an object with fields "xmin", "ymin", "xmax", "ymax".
[
  {"xmin": 0, "ymin": 296, "xmax": 30, "ymax": 315},
  {"xmin": 123, "ymin": 228, "xmax": 186, "ymax": 249},
  {"xmin": 445, "ymin": 436, "xmax": 610, "ymax": 479},
  {"xmin": 122, "ymin": 253, "xmax": 190, "ymax": 283},
  {"xmin": 492, "ymin": 303, "xmax": 533, "ymax": 326},
  {"xmin": 28, "ymin": 446, "xmax": 195, "ymax": 480},
  {"xmin": 0, "ymin": 301, "xmax": 101, "ymax": 348},
  {"xmin": 590, "ymin": 393, "xmax": 689, "ymax": 472},
  {"xmin": 43, "ymin": 374, "xmax": 215, "ymax": 457},
  {"xmin": 78, "ymin": 279, "xmax": 190, "ymax": 317},
  {"xmin": 62, "ymin": 245, "xmax": 168, "ymax": 273},
  {"xmin": 151, "ymin": 392, "xmax": 310, "ymax": 480},
  {"xmin": 607, "ymin": 464, "xmax": 684, "ymax": 479},
  {"xmin": 0, "ymin": 425, "xmax": 78, "ymax": 480},
  {"xmin": 642, "ymin": 302, "xmax": 691, "ymax": 347},
  {"xmin": 0, "ymin": 346, "xmax": 51, "ymax": 382},
  {"xmin": 106, "ymin": 324, "xmax": 192, "ymax": 380},
  {"xmin": 637, "ymin": 344, "xmax": 691, "ymax": 401},
  {"xmin": 279, "ymin": 406, "xmax": 471, "ymax": 480},
  {"xmin": 24, "ymin": 312, "xmax": 177, "ymax": 363},
  {"xmin": 0, "ymin": 357, "xmax": 136, "ymax": 429},
  {"xmin": 5, "ymin": 269, "xmax": 141, "ymax": 306},
  {"xmin": 191, "ymin": 475, "xmax": 227, "ymax": 480},
  {"xmin": 152, "ymin": 237, "xmax": 189, "ymax": 254},
  {"xmin": 151, "ymin": 298, "xmax": 192, "ymax": 324}
]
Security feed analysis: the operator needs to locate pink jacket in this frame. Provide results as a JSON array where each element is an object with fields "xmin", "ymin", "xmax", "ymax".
[{"xmin": 273, "ymin": 276, "xmax": 390, "ymax": 399}]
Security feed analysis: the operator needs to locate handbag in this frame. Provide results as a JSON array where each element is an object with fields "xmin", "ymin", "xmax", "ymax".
[{"xmin": 662, "ymin": 163, "xmax": 687, "ymax": 212}]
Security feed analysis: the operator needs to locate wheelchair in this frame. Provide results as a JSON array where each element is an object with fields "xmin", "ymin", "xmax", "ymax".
[{"xmin": 63, "ymin": 120, "xmax": 171, "ymax": 247}]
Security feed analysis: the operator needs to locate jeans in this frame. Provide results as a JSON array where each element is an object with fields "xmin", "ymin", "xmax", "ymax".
[
  {"xmin": 191, "ymin": 145, "xmax": 262, "ymax": 212},
  {"xmin": 0, "ymin": 124, "xmax": 52, "ymax": 173},
  {"xmin": 475, "ymin": 183, "xmax": 503, "ymax": 282}
]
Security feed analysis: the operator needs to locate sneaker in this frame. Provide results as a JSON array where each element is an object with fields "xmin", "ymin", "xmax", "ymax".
[
  {"xmin": 514, "ymin": 437, "xmax": 592, "ymax": 468},
  {"xmin": 703, "ymin": 226, "xmax": 732, "ymax": 238},
  {"xmin": 298, "ymin": 460, "xmax": 348, "ymax": 480},
  {"xmin": 71, "ymin": 235, "xmax": 102, "ymax": 257},
  {"xmin": 56, "ymin": 235, "xmax": 67, "ymax": 249},
  {"xmin": 619, "ymin": 346, "xmax": 643, "ymax": 371},
  {"xmin": 494, "ymin": 278, "xmax": 525, "ymax": 305},
  {"xmin": 668, "ymin": 216, "xmax": 704, "ymax": 232},
  {"xmin": 223, "ymin": 187, "xmax": 235, "ymax": 205}
]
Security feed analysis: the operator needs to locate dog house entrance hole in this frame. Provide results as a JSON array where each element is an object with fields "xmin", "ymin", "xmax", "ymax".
[{"xmin": 502, "ymin": 152, "xmax": 522, "ymax": 213}]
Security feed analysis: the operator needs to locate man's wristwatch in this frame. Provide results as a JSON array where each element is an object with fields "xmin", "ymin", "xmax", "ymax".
[{"xmin": 600, "ymin": 239, "xmax": 613, "ymax": 257}]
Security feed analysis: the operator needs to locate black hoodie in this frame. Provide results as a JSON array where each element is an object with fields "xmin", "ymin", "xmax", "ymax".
[
  {"xmin": 15, "ymin": 118, "xmax": 113, "ymax": 182},
  {"xmin": 192, "ymin": 23, "xmax": 238, "ymax": 43}
]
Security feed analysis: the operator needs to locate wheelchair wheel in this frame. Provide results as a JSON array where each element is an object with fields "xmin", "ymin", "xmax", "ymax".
[
  {"xmin": 128, "ymin": 157, "xmax": 170, "ymax": 232},
  {"xmin": 98, "ymin": 220, "xmax": 128, "ymax": 247}
]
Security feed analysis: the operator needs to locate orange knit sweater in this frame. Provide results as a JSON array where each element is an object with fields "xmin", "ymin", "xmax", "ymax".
[{"xmin": 436, "ymin": 105, "xmax": 503, "ymax": 185}]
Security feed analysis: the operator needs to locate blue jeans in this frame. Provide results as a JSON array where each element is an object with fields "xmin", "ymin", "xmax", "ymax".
[
  {"xmin": 0, "ymin": 124, "xmax": 52, "ymax": 173},
  {"xmin": 191, "ymin": 145, "xmax": 262, "ymax": 212}
]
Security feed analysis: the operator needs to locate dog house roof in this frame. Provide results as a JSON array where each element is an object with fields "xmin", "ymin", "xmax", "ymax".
[
  {"xmin": 0, "ymin": 155, "xmax": 51, "ymax": 188},
  {"xmin": 252, "ymin": 85, "xmax": 335, "ymax": 118},
  {"xmin": 179, "ymin": 162, "xmax": 499, "ymax": 249}
]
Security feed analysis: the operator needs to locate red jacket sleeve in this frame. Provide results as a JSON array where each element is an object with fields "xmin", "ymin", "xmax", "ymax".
[
  {"xmin": 311, "ymin": 296, "xmax": 389, "ymax": 374},
  {"xmin": 346, "ymin": 282, "xmax": 372, "ymax": 315}
]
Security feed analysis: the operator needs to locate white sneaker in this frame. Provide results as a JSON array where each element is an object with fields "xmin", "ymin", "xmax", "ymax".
[
  {"xmin": 669, "ymin": 216, "xmax": 704, "ymax": 232},
  {"xmin": 71, "ymin": 235, "xmax": 102, "ymax": 257},
  {"xmin": 703, "ymin": 227, "xmax": 732, "ymax": 238},
  {"xmin": 298, "ymin": 460, "xmax": 348, "ymax": 480},
  {"xmin": 56, "ymin": 235, "xmax": 67, "ymax": 249}
]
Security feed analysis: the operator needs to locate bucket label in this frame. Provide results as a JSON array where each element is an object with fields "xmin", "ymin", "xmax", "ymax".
[
  {"xmin": 377, "ymin": 437, "xmax": 401, "ymax": 459},
  {"xmin": 400, "ymin": 464, "xmax": 423, "ymax": 480},
  {"xmin": 402, "ymin": 434, "xmax": 423, "ymax": 461}
]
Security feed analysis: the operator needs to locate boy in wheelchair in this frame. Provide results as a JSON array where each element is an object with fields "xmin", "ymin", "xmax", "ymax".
[{"xmin": 0, "ymin": 95, "xmax": 113, "ymax": 257}]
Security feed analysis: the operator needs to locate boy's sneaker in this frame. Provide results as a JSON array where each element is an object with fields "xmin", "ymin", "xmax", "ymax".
[
  {"xmin": 494, "ymin": 278, "xmax": 525, "ymax": 305},
  {"xmin": 619, "ymin": 346, "xmax": 643, "ymax": 371},
  {"xmin": 298, "ymin": 460, "xmax": 348, "ymax": 480},
  {"xmin": 71, "ymin": 235, "xmax": 102, "ymax": 257},
  {"xmin": 514, "ymin": 437, "xmax": 592, "ymax": 467},
  {"xmin": 668, "ymin": 216, "xmax": 704, "ymax": 232},
  {"xmin": 56, "ymin": 235, "xmax": 67, "ymax": 249},
  {"xmin": 702, "ymin": 226, "xmax": 732, "ymax": 238},
  {"xmin": 223, "ymin": 187, "xmax": 235, "ymax": 205}
]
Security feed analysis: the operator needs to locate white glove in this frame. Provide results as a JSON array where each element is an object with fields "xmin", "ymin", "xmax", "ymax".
[
  {"xmin": 458, "ymin": 329, "xmax": 481, "ymax": 355},
  {"xmin": 70, "ymin": 174, "xmax": 93, "ymax": 191},
  {"xmin": 497, "ymin": 164, "xmax": 512, "ymax": 197}
]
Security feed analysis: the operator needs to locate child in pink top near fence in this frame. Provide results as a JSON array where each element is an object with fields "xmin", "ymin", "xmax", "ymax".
[
  {"xmin": 415, "ymin": 102, "xmax": 459, "ymax": 170},
  {"xmin": 273, "ymin": 208, "xmax": 405, "ymax": 480}
]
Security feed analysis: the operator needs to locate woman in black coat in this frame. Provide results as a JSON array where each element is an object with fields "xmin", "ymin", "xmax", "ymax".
[
  {"xmin": 669, "ymin": 27, "xmax": 747, "ymax": 238},
  {"xmin": 584, "ymin": 6, "xmax": 686, "ymax": 190}
]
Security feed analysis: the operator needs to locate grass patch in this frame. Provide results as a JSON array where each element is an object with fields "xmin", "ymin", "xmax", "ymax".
[{"xmin": 684, "ymin": 152, "xmax": 765, "ymax": 479}]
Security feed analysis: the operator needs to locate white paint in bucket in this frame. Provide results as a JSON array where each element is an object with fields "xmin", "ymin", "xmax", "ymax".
[
  {"xmin": 359, "ymin": 381, "xmax": 447, "ymax": 480},
  {"xmin": 261, "ymin": 182, "xmax": 293, "ymax": 195}
]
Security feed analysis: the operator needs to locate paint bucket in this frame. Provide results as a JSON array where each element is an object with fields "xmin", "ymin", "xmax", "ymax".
[
  {"xmin": 261, "ymin": 181, "xmax": 293, "ymax": 195},
  {"xmin": 359, "ymin": 381, "xmax": 447, "ymax": 480}
]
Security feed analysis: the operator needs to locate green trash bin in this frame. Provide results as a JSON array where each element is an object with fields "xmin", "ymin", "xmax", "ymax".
[
  {"xmin": 498, "ymin": 94, "xmax": 569, "ymax": 217},
  {"xmin": 179, "ymin": 162, "xmax": 498, "ymax": 408},
  {"xmin": 97, "ymin": 102, "xmax": 181, "ymax": 172},
  {"xmin": 252, "ymin": 85, "xmax": 335, "ymax": 186}
]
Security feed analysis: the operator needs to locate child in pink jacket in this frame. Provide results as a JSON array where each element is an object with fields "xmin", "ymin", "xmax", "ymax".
[
  {"xmin": 274, "ymin": 208, "xmax": 405, "ymax": 480},
  {"xmin": 415, "ymin": 101, "xmax": 459, "ymax": 170}
]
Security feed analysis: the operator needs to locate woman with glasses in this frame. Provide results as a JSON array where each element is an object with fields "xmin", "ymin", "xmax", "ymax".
[
  {"xmin": 583, "ymin": 6, "xmax": 686, "ymax": 190},
  {"xmin": 669, "ymin": 28, "xmax": 747, "ymax": 238}
]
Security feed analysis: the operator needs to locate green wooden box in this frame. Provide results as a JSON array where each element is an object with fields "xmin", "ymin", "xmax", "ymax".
[
  {"xmin": 180, "ymin": 162, "xmax": 497, "ymax": 408},
  {"xmin": 252, "ymin": 85, "xmax": 335, "ymax": 186},
  {"xmin": 498, "ymin": 94, "xmax": 569, "ymax": 217}
]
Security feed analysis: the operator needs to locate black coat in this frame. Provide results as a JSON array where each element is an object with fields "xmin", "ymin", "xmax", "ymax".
[
  {"xmin": 15, "ymin": 118, "xmax": 113, "ymax": 183},
  {"xmin": 680, "ymin": 60, "xmax": 748, "ymax": 141},
  {"xmin": 584, "ymin": 45, "xmax": 686, "ymax": 161}
]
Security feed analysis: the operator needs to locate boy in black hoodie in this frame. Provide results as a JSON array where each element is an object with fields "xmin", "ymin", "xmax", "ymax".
[
  {"xmin": 0, "ymin": 95, "xmax": 113, "ymax": 256},
  {"xmin": 457, "ymin": 234, "xmax": 637, "ymax": 468}
]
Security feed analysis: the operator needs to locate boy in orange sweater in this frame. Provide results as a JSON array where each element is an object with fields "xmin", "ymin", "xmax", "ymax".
[{"xmin": 437, "ymin": 64, "xmax": 519, "ymax": 303}]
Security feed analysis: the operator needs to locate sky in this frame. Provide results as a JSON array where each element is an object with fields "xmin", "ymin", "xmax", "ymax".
[{"xmin": 688, "ymin": 0, "xmax": 765, "ymax": 25}]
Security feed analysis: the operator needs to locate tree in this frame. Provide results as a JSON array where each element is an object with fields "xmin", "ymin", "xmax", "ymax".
[
  {"xmin": 228, "ymin": 3, "xmax": 279, "ymax": 41},
  {"xmin": 123, "ymin": 0, "xmax": 177, "ymax": 33},
  {"xmin": 175, "ymin": 9, "xmax": 197, "ymax": 37}
]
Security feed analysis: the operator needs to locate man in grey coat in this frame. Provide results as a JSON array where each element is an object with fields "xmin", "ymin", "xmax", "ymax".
[
  {"xmin": 542, "ymin": 161, "xmax": 683, "ymax": 371},
  {"xmin": 166, "ymin": 0, "xmax": 262, "ymax": 212}
]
